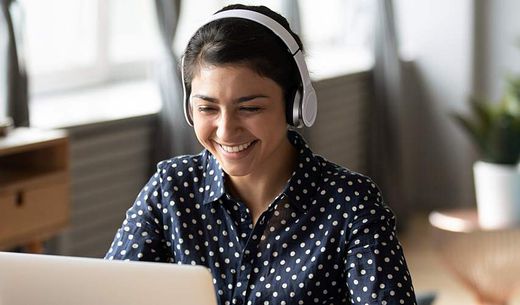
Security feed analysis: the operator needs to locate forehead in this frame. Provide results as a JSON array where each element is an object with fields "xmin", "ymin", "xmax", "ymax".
[
  {"xmin": 191, "ymin": 61, "xmax": 257, "ymax": 79},
  {"xmin": 190, "ymin": 63, "xmax": 283, "ymax": 95}
]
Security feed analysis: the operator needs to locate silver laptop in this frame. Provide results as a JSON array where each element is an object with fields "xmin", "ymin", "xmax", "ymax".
[{"xmin": 0, "ymin": 251, "xmax": 218, "ymax": 305}]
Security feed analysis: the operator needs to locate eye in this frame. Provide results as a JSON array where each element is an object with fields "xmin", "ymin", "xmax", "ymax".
[
  {"xmin": 197, "ymin": 106, "xmax": 217, "ymax": 113},
  {"xmin": 240, "ymin": 106, "xmax": 262, "ymax": 112}
]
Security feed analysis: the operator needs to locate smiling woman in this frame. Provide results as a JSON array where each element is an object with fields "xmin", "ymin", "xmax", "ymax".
[
  {"xmin": 105, "ymin": 4, "xmax": 417, "ymax": 305},
  {"xmin": 191, "ymin": 64, "xmax": 295, "ymax": 219}
]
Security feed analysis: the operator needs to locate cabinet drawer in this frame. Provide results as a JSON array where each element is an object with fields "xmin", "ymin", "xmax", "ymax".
[{"xmin": 0, "ymin": 183, "xmax": 69, "ymax": 245}]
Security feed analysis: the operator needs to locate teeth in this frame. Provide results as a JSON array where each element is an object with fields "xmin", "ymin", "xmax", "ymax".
[{"xmin": 220, "ymin": 141, "xmax": 254, "ymax": 153}]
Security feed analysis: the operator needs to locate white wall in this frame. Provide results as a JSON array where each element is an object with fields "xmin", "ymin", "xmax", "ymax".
[
  {"xmin": 395, "ymin": 0, "xmax": 477, "ymax": 210},
  {"xmin": 473, "ymin": 0, "xmax": 520, "ymax": 100}
]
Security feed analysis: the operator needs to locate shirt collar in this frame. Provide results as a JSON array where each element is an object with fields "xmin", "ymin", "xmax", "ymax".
[
  {"xmin": 201, "ymin": 150, "xmax": 226, "ymax": 205},
  {"xmin": 282, "ymin": 130, "xmax": 321, "ymax": 212},
  {"xmin": 201, "ymin": 130, "xmax": 321, "ymax": 213}
]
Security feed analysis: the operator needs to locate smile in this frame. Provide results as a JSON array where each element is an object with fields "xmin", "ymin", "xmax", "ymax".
[{"xmin": 218, "ymin": 141, "xmax": 256, "ymax": 153}]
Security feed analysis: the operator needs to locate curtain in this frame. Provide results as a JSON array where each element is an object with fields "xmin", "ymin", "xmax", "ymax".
[
  {"xmin": 282, "ymin": 0, "xmax": 301, "ymax": 35},
  {"xmin": 0, "ymin": 0, "xmax": 29, "ymax": 127},
  {"xmin": 153, "ymin": 0, "xmax": 199, "ymax": 164},
  {"xmin": 369, "ymin": 0, "xmax": 409, "ymax": 227}
]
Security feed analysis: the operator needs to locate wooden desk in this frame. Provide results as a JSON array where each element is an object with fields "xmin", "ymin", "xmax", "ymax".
[{"xmin": 0, "ymin": 128, "xmax": 70, "ymax": 252}]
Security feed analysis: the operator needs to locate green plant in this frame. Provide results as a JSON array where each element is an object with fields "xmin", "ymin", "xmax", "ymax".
[{"xmin": 453, "ymin": 76, "xmax": 520, "ymax": 165}]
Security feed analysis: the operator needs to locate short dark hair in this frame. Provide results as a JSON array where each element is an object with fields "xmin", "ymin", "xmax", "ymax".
[{"xmin": 181, "ymin": 4, "xmax": 304, "ymax": 106}]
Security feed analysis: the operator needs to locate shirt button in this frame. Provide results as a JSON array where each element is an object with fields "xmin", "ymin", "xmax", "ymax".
[{"xmin": 232, "ymin": 299, "xmax": 243, "ymax": 305}]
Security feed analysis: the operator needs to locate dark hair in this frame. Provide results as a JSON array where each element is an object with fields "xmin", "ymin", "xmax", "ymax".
[{"xmin": 182, "ymin": 4, "xmax": 304, "ymax": 106}]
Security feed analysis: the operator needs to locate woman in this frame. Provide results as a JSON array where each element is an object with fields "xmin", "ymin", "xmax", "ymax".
[{"xmin": 106, "ymin": 4, "xmax": 417, "ymax": 305}]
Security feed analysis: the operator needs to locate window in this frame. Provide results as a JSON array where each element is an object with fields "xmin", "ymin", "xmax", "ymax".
[
  {"xmin": 299, "ymin": 0, "xmax": 375, "ymax": 78},
  {"xmin": 20, "ymin": 0, "xmax": 160, "ymax": 95},
  {"xmin": 22, "ymin": 0, "xmax": 374, "ymax": 96}
]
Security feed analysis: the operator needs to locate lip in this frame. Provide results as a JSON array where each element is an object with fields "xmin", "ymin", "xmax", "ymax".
[{"xmin": 215, "ymin": 140, "xmax": 258, "ymax": 160}]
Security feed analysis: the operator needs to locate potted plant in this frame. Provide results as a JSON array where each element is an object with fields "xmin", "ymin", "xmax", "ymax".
[{"xmin": 453, "ymin": 76, "xmax": 520, "ymax": 229}]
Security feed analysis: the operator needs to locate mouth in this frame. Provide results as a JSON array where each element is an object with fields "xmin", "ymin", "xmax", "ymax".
[{"xmin": 217, "ymin": 140, "xmax": 258, "ymax": 154}]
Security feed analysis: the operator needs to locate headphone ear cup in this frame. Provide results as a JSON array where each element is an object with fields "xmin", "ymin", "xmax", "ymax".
[
  {"xmin": 301, "ymin": 88, "xmax": 317, "ymax": 127},
  {"xmin": 289, "ymin": 89, "xmax": 303, "ymax": 127},
  {"xmin": 285, "ymin": 89, "xmax": 302, "ymax": 127}
]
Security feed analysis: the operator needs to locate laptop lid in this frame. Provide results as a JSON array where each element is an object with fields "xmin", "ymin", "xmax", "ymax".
[{"xmin": 0, "ymin": 251, "xmax": 218, "ymax": 305}]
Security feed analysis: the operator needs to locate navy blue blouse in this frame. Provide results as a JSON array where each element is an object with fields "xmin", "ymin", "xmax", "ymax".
[{"xmin": 106, "ymin": 130, "xmax": 417, "ymax": 305}]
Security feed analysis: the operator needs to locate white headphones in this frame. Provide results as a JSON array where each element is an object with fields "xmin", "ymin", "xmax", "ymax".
[{"xmin": 182, "ymin": 9, "xmax": 317, "ymax": 128}]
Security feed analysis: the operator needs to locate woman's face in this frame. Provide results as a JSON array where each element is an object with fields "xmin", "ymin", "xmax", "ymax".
[{"xmin": 190, "ymin": 63, "xmax": 290, "ymax": 178}]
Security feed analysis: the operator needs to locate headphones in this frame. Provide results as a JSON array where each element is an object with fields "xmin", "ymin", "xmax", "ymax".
[{"xmin": 182, "ymin": 9, "xmax": 317, "ymax": 128}]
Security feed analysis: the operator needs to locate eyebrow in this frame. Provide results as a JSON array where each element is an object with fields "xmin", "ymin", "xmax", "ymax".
[{"xmin": 191, "ymin": 94, "xmax": 269, "ymax": 103}]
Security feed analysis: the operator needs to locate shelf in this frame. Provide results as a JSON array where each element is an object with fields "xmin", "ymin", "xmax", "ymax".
[
  {"xmin": 0, "ymin": 127, "xmax": 70, "ymax": 252},
  {"xmin": 0, "ymin": 168, "xmax": 68, "ymax": 193},
  {"xmin": 0, "ymin": 127, "xmax": 68, "ymax": 157}
]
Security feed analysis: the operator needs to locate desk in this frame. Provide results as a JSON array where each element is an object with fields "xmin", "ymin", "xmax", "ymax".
[
  {"xmin": 429, "ymin": 209, "xmax": 520, "ymax": 305},
  {"xmin": 0, "ymin": 128, "xmax": 70, "ymax": 252}
]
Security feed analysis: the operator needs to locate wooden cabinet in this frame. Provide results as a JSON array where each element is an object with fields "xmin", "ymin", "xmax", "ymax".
[{"xmin": 0, "ymin": 128, "xmax": 70, "ymax": 252}]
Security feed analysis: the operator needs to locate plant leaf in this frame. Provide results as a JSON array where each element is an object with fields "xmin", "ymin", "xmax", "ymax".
[{"xmin": 451, "ymin": 112, "xmax": 487, "ymax": 153}]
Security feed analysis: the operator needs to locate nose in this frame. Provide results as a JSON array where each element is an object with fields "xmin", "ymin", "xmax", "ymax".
[{"xmin": 216, "ymin": 109, "xmax": 240, "ymax": 140}]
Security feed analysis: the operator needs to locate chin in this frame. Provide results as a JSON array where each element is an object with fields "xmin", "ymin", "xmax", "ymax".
[{"xmin": 218, "ymin": 161, "xmax": 254, "ymax": 178}]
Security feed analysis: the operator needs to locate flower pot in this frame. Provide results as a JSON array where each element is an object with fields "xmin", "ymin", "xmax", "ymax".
[{"xmin": 473, "ymin": 161, "xmax": 520, "ymax": 229}]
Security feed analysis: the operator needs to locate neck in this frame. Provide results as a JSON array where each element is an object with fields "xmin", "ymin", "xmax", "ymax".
[{"xmin": 227, "ymin": 138, "xmax": 297, "ymax": 223}]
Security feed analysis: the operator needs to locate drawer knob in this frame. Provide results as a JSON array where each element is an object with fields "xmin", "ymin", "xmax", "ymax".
[{"xmin": 15, "ymin": 191, "xmax": 24, "ymax": 207}]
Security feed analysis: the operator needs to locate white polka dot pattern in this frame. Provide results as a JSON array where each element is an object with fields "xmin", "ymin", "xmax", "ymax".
[{"xmin": 105, "ymin": 130, "xmax": 417, "ymax": 305}]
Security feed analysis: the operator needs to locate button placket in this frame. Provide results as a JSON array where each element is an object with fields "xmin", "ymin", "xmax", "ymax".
[
  {"xmin": 225, "ymin": 197, "xmax": 253, "ymax": 304},
  {"xmin": 230, "ymin": 193, "xmax": 286, "ymax": 303}
]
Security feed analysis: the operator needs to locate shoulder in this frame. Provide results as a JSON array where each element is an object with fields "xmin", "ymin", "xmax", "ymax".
[
  {"xmin": 313, "ymin": 157, "xmax": 398, "ymax": 237},
  {"xmin": 314, "ymin": 155, "xmax": 387, "ymax": 213},
  {"xmin": 316, "ymin": 155, "xmax": 379, "ymax": 195},
  {"xmin": 155, "ymin": 151, "xmax": 209, "ymax": 179},
  {"xmin": 153, "ymin": 150, "xmax": 224, "ymax": 204},
  {"xmin": 152, "ymin": 151, "xmax": 214, "ymax": 191}
]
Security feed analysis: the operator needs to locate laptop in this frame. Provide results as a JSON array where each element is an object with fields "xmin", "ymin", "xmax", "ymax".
[{"xmin": 0, "ymin": 251, "xmax": 218, "ymax": 305}]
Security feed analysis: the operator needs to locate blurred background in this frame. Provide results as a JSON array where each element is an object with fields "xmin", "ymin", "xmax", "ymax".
[{"xmin": 1, "ymin": 0, "xmax": 520, "ymax": 304}]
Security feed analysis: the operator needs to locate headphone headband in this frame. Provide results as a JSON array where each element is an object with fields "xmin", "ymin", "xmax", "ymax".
[
  {"xmin": 182, "ymin": 8, "xmax": 317, "ymax": 128},
  {"xmin": 209, "ymin": 10, "xmax": 301, "ymax": 53}
]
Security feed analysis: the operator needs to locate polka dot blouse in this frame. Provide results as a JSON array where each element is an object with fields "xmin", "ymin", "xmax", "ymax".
[{"xmin": 106, "ymin": 130, "xmax": 417, "ymax": 305}]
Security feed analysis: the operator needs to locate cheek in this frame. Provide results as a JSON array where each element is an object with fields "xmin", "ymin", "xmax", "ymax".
[
  {"xmin": 192, "ymin": 119, "xmax": 213, "ymax": 144},
  {"xmin": 264, "ymin": 107, "xmax": 288, "ymax": 128}
]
